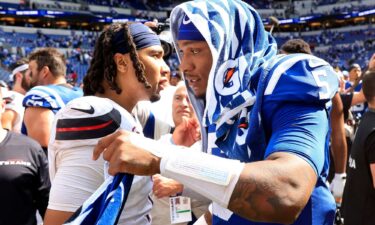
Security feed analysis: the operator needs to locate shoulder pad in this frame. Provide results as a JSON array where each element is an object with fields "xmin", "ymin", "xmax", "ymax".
[
  {"xmin": 264, "ymin": 54, "xmax": 339, "ymax": 104},
  {"xmin": 52, "ymin": 96, "xmax": 140, "ymax": 141}
]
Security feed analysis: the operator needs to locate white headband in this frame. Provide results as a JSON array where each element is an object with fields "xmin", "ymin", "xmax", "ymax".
[{"xmin": 9, "ymin": 64, "xmax": 29, "ymax": 81}]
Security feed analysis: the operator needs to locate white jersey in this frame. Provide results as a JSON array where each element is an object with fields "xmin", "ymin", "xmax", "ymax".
[
  {"xmin": 48, "ymin": 96, "xmax": 152, "ymax": 225},
  {"xmin": 4, "ymin": 90, "xmax": 25, "ymax": 133}
]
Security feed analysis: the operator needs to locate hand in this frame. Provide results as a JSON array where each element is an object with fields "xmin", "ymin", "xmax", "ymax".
[
  {"xmin": 369, "ymin": 53, "xmax": 375, "ymax": 70},
  {"xmin": 330, "ymin": 173, "xmax": 346, "ymax": 202},
  {"xmin": 172, "ymin": 117, "xmax": 201, "ymax": 147},
  {"xmin": 93, "ymin": 130, "xmax": 161, "ymax": 176},
  {"xmin": 152, "ymin": 174, "xmax": 183, "ymax": 198},
  {"xmin": 144, "ymin": 21, "xmax": 158, "ymax": 29}
]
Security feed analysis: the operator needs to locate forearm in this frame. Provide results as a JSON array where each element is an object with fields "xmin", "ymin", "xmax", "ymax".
[
  {"xmin": 330, "ymin": 131, "xmax": 347, "ymax": 173},
  {"xmin": 228, "ymin": 155, "xmax": 315, "ymax": 224},
  {"xmin": 351, "ymin": 90, "xmax": 366, "ymax": 106},
  {"xmin": 94, "ymin": 131, "xmax": 315, "ymax": 224},
  {"xmin": 330, "ymin": 119, "xmax": 347, "ymax": 173},
  {"xmin": 158, "ymin": 145, "xmax": 314, "ymax": 224},
  {"xmin": 330, "ymin": 93, "xmax": 347, "ymax": 173}
]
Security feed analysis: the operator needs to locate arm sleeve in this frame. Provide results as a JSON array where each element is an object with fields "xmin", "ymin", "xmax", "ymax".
[
  {"xmin": 366, "ymin": 131, "xmax": 375, "ymax": 164},
  {"xmin": 34, "ymin": 146, "xmax": 51, "ymax": 218},
  {"xmin": 264, "ymin": 103, "xmax": 329, "ymax": 175},
  {"xmin": 23, "ymin": 86, "xmax": 62, "ymax": 111}
]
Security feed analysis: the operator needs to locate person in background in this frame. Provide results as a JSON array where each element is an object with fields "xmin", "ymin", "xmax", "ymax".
[
  {"xmin": 280, "ymin": 38, "xmax": 312, "ymax": 55},
  {"xmin": 151, "ymin": 82, "xmax": 208, "ymax": 225},
  {"xmin": 1, "ymin": 58, "xmax": 31, "ymax": 133},
  {"xmin": 22, "ymin": 48, "xmax": 83, "ymax": 153},
  {"xmin": 342, "ymin": 69, "xmax": 375, "ymax": 225},
  {"xmin": 0, "ymin": 87, "xmax": 50, "ymax": 225},
  {"xmin": 344, "ymin": 63, "xmax": 367, "ymax": 124},
  {"xmin": 170, "ymin": 70, "xmax": 182, "ymax": 86},
  {"xmin": 345, "ymin": 63, "xmax": 362, "ymax": 93}
]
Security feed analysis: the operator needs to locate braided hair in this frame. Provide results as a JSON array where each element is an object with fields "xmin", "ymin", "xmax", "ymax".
[{"xmin": 83, "ymin": 22, "xmax": 151, "ymax": 96}]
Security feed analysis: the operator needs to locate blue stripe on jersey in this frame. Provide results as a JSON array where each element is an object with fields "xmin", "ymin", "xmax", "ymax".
[{"xmin": 143, "ymin": 112, "xmax": 156, "ymax": 139}]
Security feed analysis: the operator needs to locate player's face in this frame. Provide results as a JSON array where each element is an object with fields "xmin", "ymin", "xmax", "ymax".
[
  {"xmin": 159, "ymin": 63, "xmax": 171, "ymax": 90},
  {"xmin": 170, "ymin": 76, "xmax": 181, "ymax": 86},
  {"xmin": 137, "ymin": 45, "xmax": 168, "ymax": 102},
  {"xmin": 21, "ymin": 69, "xmax": 31, "ymax": 92},
  {"xmin": 172, "ymin": 85, "xmax": 194, "ymax": 126},
  {"xmin": 28, "ymin": 60, "xmax": 43, "ymax": 88},
  {"xmin": 349, "ymin": 67, "xmax": 361, "ymax": 81},
  {"xmin": 178, "ymin": 40, "xmax": 212, "ymax": 99}
]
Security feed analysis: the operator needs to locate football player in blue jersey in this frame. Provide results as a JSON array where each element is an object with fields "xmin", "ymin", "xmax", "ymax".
[
  {"xmin": 22, "ymin": 48, "xmax": 83, "ymax": 152},
  {"xmin": 92, "ymin": 1, "xmax": 339, "ymax": 225}
]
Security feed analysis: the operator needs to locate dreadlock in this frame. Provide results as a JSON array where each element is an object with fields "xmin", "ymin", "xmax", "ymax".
[
  {"xmin": 83, "ymin": 22, "xmax": 151, "ymax": 96},
  {"xmin": 124, "ymin": 22, "xmax": 151, "ymax": 89}
]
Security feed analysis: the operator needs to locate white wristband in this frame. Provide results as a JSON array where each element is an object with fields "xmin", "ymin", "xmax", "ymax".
[
  {"xmin": 128, "ymin": 132, "xmax": 244, "ymax": 207},
  {"xmin": 160, "ymin": 149, "xmax": 244, "ymax": 208}
]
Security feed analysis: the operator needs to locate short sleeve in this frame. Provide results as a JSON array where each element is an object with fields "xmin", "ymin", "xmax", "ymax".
[
  {"xmin": 23, "ymin": 86, "xmax": 62, "ymax": 110},
  {"xmin": 48, "ymin": 145, "xmax": 105, "ymax": 212},
  {"xmin": 264, "ymin": 54, "xmax": 339, "ymax": 111},
  {"xmin": 263, "ymin": 102, "xmax": 329, "ymax": 175}
]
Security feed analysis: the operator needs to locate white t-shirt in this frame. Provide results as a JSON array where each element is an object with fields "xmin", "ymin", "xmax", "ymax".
[
  {"xmin": 48, "ymin": 96, "xmax": 152, "ymax": 225},
  {"xmin": 4, "ymin": 90, "xmax": 25, "ymax": 133}
]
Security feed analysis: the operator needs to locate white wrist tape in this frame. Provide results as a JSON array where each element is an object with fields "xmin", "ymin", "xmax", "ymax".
[
  {"xmin": 128, "ymin": 132, "xmax": 244, "ymax": 207},
  {"xmin": 160, "ymin": 149, "xmax": 244, "ymax": 208}
]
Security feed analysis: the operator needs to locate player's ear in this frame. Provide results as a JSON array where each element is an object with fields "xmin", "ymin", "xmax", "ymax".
[
  {"xmin": 114, "ymin": 53, "xmax": 128, "ymax": 73},
  {"xmin": 15, "ymin": 72, "xmax": 23, "ymax": 81},
  {"xmin": 41, "ymin": 66, "xmax": 50, "ymax": 79}
]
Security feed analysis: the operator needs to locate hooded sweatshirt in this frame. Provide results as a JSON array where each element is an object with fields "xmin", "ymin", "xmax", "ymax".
[{"xmin": 170, "ymin": 0, "xmax": 339, "ymax": 224}]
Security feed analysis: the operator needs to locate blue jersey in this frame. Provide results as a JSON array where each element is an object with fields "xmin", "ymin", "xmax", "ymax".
[
  {"xmin": 211, "ymin": 54, "xmax": 337, "ymax": 225},
  {"xmin": 22, "ymin": 84, "xmax": 83, "ymax": 135},
  {"xmin": 344, "ymin": 80, "xmax": 361, "ymax": 92},
  {"xmin": 170, "ymin": 1, "xmax": 337, "ymax": 224}
]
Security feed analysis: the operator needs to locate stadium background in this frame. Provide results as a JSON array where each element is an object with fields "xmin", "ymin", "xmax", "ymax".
[{"xmin": 0, "ymin": 0, "xmax": 374, "ymax": 86}]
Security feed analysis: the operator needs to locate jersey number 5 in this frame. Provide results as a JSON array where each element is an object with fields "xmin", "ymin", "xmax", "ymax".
[{"xmin": 312, "ymin": 69, "xmax": 330, "ymax": 100}]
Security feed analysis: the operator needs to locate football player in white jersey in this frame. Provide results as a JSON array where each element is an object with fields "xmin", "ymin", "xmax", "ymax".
[{"xmin": 44, "ymin": 22, "xmax": 169, "ymax": 225}]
